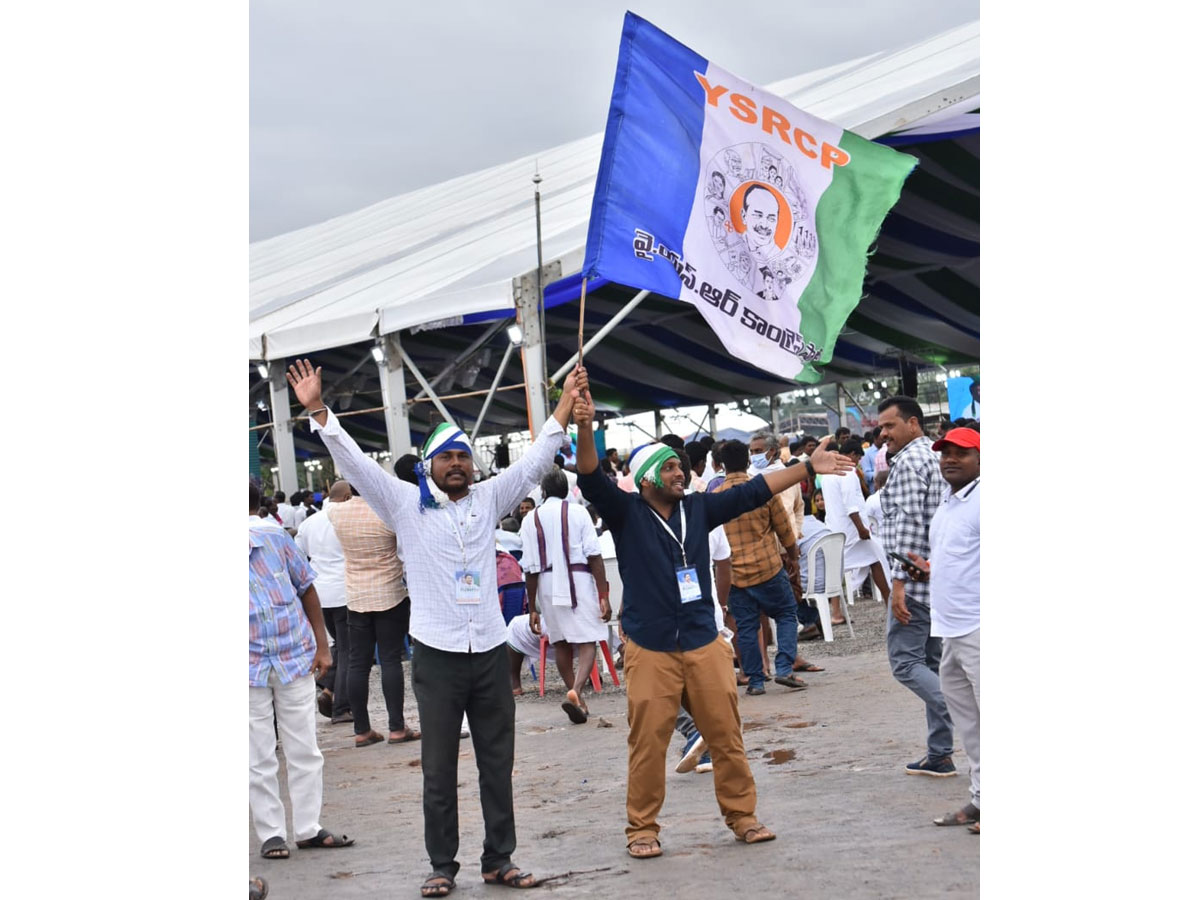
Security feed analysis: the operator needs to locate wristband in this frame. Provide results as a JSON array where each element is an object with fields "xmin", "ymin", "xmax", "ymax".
[{"xmin": 307, "ymin": 407, "xmax": 327, "ymax": 416}]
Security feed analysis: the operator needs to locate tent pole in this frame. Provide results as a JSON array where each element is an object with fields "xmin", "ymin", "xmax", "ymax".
[
  {"xmin": 267, "ymin": 361, "xmax": 300, "ymax": 495},
  {"xmin": 469, "ymin": 339, "xmax": 516, "ymax": 443},
  {"xmin": 515, "ymin": 271, "xmax": 549, "ymax": 436},
  {"xmin": 533, "ymin": 169, "xmax": 548, "ymax": 417},
  {"xmin": 377, "ymin": 334, "xmax": 414, "ymax": 458},
  {"xmin": 549, "ymin": 288, "xmax": 651, "ymax": 385},
  {"xmin": 707, "ymin": 403, "xmax": 718, "ymax": 438},
  {"xmin": 397, "ymin": 346, "xmax": 459, "ymax": 430},
  {"xmin": 770, "ymin": 394, "xmax": 781, "ymax": 433}
]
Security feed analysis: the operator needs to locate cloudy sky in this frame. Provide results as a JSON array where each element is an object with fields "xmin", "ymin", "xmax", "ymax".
[{"xmin": 250, "ymin": 0, "xmax": 978, "ymax": 242}]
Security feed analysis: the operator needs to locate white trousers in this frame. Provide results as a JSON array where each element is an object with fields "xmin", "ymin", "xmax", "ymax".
[
  {"xmin": 939, "ymin": 628, "xmax": 980, "ymax": 808},
  {"xmin": 249, "ymin": 669, "xmax": 324, "ymax": 844}
]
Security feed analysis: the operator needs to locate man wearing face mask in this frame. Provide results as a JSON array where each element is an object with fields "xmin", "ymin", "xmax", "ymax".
[{"xmin": 747, "ymin": 431, "xmax": 805, "ymax": 546}]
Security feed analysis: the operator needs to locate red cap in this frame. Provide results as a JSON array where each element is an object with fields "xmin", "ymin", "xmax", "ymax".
[{"xmin": 932, "ymin": 427, "xmax": 980, "ymax": 452}]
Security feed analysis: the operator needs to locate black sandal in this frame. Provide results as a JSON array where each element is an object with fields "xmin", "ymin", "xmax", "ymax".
[
  {"xmin": 259, "ymin": 836, "xmax": 289, "ymax": 859},
  {"xmin": 483, "ymin": 862, "xmax": 539, "ymax": 888},
  {"xmin": 295, "ymin": 828, "xmax": 355, "ymax": 849},
  {"xmin": 421, "ymin": 873, "xmax": 456, "ymax": 897}
]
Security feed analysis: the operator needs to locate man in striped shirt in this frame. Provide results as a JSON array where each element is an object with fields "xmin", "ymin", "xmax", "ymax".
[
  {"xmin": 249, "ymin": 480, "xmax": 353, "ymax": 859},
  {"xmin": 288, "ymin": 359, "xmax": 587, "ymax": 895}
]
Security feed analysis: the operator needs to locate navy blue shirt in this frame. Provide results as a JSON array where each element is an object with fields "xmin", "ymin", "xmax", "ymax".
[{"xmin": 578, "ymin": 467, "xmax": 774, "ymax": 652}]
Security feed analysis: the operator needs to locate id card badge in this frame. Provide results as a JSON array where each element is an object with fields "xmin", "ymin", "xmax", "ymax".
[
  {"xmin": 454, "ymin": 569, "xmax": 483, "ymax": 604},
  {"xmin": 676, "ymin": 567, "xmax": 702, "ymax": 603}
]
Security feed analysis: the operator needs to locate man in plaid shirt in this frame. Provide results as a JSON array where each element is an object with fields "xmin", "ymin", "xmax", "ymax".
[
  {"xmin": 716, "ymin": 440, "xmax": 808, "ymax": 694},
  {"xmin": 876, "ymin": 397, "xmax": 956, "ymax": 778}
]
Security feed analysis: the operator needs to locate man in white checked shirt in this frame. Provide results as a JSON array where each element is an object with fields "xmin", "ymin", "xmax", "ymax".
[
  {"xmin": 876, "ymin": 396, "xmax": 955, "ymax": 778},
  {"xmin": 288, "ymin": 358, "xmax": 587, "ymax": 896}
]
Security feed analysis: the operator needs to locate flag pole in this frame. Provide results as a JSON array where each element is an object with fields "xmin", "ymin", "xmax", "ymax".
[{"xmin": 577, "ymin": 276, "xmax": 588, "ymax": 362}]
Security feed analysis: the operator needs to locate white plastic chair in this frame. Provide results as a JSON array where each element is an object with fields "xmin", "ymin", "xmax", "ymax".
[
  {"xmin": 603, "ymin": 555, "xmax": 623, "ymax": 653},
  {"xmin": 801, "ymin": 532, "xmax": 855, "ymax": 641}
]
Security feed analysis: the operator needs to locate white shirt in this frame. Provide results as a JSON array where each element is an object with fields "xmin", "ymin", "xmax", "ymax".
[
  {"xmin": 708, "ymin": 525, "xmax": 731, "ymax": 633},
  {"xmin": 597, "ymin": 530, "xmax": 616, "ymax": 559},
  {"xmin": 494, "ymin": 529, "xmax": 523, "ymax": 555},
  {"xmin": 529, "ymin": 470, "xmax": 585, "ymax": 507},
  {"xmin": 519, "ymin": 496, "xmax": 602, "ymax": 614},
  {"xmin": 248, "ymin": 514, "xmax": 285, "ymax": 532},
  {"xmin": 275, "ymin": 503, "xmax": 295, "ymax": 529},
  {"xmin": 822, "ymin": 470, "xmax": 864, "ymax": 540},
  {"xmin": 929, "ymin": 479, "xmax": 980, "ymax": 638},
  {"xmin": 312, "ymin": 409, "xmax": 565, "ymax": 653},
  {"xmin": 518, "ymin": 497, "xmax": 601, "ymax": 572},
  {"xmin": 863, "ymin": 493, "xmax": 883, "ymax": 535},
  {"xmin": 295, "ymin": 508, "xmax": 347, "ymax": 609}
]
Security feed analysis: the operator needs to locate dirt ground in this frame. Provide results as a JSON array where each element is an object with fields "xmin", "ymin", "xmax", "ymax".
[{"xmin": 249, "ymin": 599, "xmax": 979, "ymax": 898}]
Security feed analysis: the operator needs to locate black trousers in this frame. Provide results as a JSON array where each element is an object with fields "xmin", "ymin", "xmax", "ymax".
[
  {"xmin": 346, "ymin": 599, "xmax": 410, "ymax": 735},
  {"xmin": 411, "ymin": 639, "xmax": 516, "ymax": 878},
  {"xmin": 317, "ymin": 606, "xmax": 352, "ymax": 717}
]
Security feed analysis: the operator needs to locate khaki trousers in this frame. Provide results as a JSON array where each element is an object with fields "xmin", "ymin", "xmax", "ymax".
[{"xmin": 624, "ymin": 636, "xmax": 760, "ymax": 844}]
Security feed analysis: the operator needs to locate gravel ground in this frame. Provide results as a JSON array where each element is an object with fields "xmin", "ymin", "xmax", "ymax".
[{"xmin": 250, "ymin": 593, "xmax": 979, "ymax": 898}]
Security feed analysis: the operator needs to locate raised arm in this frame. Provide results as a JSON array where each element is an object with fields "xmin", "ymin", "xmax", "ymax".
[
  {"xmin": 574, "ymin": 377, "xmax": 600, "ymax": 476},
  {"xmin": 491, "ymin": 365, "xmax": 589, "ymax": 516},
  {"xmin": 571, "ymin": 380, "xmax": 629, "ymax": 528},
  {"xmin": 287, "ymin": 359, "xmax": 413, "ymax": 524},
  {"xmin": 762, "ymin": 436, "xmax": 855, "ymax": 496}
]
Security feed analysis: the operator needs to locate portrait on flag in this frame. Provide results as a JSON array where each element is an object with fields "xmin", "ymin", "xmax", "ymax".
[{"xmin": 584, "ymin": 12, "xmax": 917, "ymax": 383}]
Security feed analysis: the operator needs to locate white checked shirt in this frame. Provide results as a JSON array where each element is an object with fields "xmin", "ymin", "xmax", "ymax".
[
  {"xmin": 295, "ymin": 509, "xmax": 347, "ymax": 609},
  {"xmin": 879, "ymin": 436, "xmax": 946, "ymax": 606},
  {"xmin": 312, "ymin": 410, "xmax": 565, "ymax": 652}
]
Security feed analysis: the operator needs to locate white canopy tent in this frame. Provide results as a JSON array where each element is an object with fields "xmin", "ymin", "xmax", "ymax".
[
  {"xmin": 250, "ymin": 21, "xmax": 979, "ymax": 493},
  {"xmin": 250, "ymin": 21, "xmax": 978, "ymax": 360}
]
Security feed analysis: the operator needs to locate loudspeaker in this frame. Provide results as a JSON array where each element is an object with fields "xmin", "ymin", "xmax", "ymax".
[
  {"xmin": 899, "ymin": 359, "xmax": 919, "ymax": 397},
  {"xmin": 494, "ymin": 442, "xmax": 511, "ymax": 468}
]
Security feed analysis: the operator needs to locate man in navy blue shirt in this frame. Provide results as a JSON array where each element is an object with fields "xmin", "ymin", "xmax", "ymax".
[{"xmin": 572, "ymin": 388, "xmax": 852, "ymax": 860}]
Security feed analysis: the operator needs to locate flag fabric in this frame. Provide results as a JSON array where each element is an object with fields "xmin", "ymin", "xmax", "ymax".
[{"xmin": 583, "ymin": 12, "xmax": 918, "ymax": 383}]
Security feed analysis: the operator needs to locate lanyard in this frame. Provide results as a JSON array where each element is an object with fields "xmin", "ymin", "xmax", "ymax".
[
  {"xmin": 442, "ymin": 494, "xmax": 475, "ymax": 568},
  {"xmin": 650, "ymin": 503, "xmax": 688, "ymax": 567}
]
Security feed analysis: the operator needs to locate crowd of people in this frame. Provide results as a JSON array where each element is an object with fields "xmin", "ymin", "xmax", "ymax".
[{"xmin": 248, "ymin": 360, "xmax": 981, "ymax": 896}]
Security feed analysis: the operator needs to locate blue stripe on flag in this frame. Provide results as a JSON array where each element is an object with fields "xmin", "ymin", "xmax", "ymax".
[{"xmin": 583, "ymin": 12, "xmax": 707, "ymax": 299}]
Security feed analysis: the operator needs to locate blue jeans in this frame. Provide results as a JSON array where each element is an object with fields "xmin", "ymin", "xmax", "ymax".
[
  {"xmin": 728, "ymin": 568, "xmax": 799, "ymax": 689},
  {"xmin": 886, "ymin": 600, "xmax": 954, "ymax": 759}
]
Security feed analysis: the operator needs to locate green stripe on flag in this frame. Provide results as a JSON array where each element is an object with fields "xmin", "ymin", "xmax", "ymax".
[{"xmin": 793, "ymin": 131, "xmax": 917, "ymax": 383}]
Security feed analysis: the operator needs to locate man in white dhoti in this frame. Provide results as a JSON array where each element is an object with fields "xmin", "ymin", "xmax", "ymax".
[
  {"xmin": 519, "ymin": 468, "xmax": 611, "ymax": 724},
  {"xmin": 821, "ymin": 441, "xmax": 892, "ymax": 622}
]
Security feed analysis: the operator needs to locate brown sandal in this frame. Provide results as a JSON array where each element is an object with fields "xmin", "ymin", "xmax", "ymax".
[
  {"xmin": 627, "ymin": 838, "xmax": 662, "ymax": 859},
  {"xmin": 737, "ymin": 825, "xmax": 776, "ymax": 844},
  {"xmin": 355, "ymin": 730, "xmax": 384, "ymax": 748}
]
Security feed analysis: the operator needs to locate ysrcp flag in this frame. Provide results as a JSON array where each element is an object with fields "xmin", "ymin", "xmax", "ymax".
[{"xmin": 583, "ymin": 13, "xmax": 917, "ymax": 383}]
